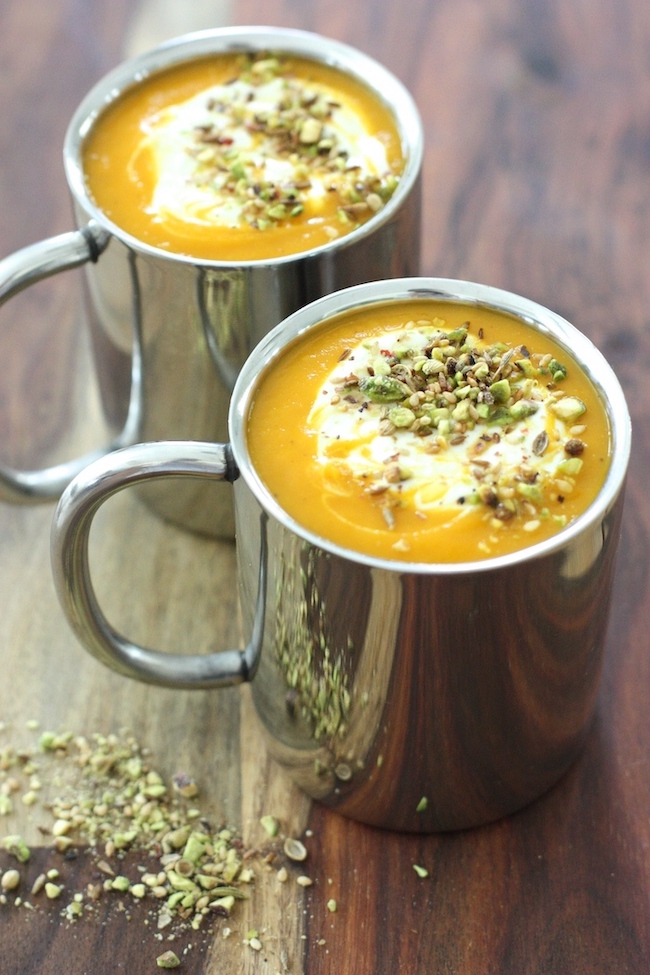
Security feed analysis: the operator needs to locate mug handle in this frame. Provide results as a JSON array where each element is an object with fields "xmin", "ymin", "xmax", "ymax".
[
  {"xmin": 51, "ymin": 440, "xmax": 267, "ymax": 690},
  {"xmin": 0, "ymin": 222, "xmax": 141, "ymax": 502}
]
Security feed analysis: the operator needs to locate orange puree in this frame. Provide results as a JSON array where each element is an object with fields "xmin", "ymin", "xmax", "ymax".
[
  {"xmin": 246, "ymin": 299, "xmax": 612, "ymax": 563},
  {"xmin": 82, "ymin": 52, "xmax": 404, "ymax": 261}
]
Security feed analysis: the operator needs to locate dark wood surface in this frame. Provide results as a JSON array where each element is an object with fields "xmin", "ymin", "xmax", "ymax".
[{"xmin": 1, "ymin": 0, "xmax": 649, "ymax": 972}]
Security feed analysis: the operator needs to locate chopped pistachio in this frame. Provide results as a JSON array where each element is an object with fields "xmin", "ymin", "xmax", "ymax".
[
  {"xmin": 549, "ymin": 396, "xmax": 586, "ymax": 421},
  {"xmin": 413, "ymin": 864, "xmax": 429, "ymax": 878},
  {"xmin": 65, "ymin": 900, "xmax": 83, "ymax": 919},
  {"xmin": 156, "ymin": 950, "xmax": 181, "ymax": 969},
  {"xmin": 222, "ymin": 859, "xmax": 241, "ymax": 884},
  {"xmin": 416, "ymin": 796, "xmax": 428, "ymax": 813},
  {"xmin": 556, "ymin": 457, "xmax": 583, "ymax": 476},
  {"xmin": 489, "ymin": 379, "xmax": 511, "ymax": 403},
  {"xmin": 110, "ymin": 876, "xmax": 131, "ymax": 893},
  {"xmin": 166, "ymin": 871, "xmax": 198, "ymax": 893},
  {"xmin": 509, "ymin": 399, "xmax": 539, "ymax": 420},
  {"xmin": 388, "ymin": 406, "xmax": 417, "ymax": 428},
  {"xmin": 2, "ymin": 835, "xmax": 30, "ymax": 863},
  {"xmin": 260, "ymin": 814, "xmax": 279, "ymax": 837},
  {"xmin": 182, "ymin": 833, "xmax": 206, "ymax": 865},
  {"xmin": 548, "ymin": 358, "xmax": 568, "ymax": 381},
  {"xmin": 359, "ymin": 375, "xmax": 412, "ymax": 403}
]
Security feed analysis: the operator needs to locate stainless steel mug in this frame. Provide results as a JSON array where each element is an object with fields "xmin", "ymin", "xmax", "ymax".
[
  {"xmin": 0, "ymin": 27, "xmax": 423, "ymax": 536},
  {"xmin": 51, "ymin": 278, "xmax": 631, "ymax": 832}
]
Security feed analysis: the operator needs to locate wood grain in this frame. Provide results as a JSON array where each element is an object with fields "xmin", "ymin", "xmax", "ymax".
[{"xmin": 1, "ymin": 0, "xmax": 650, "ymax": 972}]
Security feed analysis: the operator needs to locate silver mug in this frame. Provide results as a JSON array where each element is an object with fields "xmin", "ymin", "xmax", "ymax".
[
  {"xmin": 51, "ymin": 278, "xmax": 631, "ymax": 832},
  {"xmin": 0, "ymin": 26, "xmax": 423, "ymax": 536}
]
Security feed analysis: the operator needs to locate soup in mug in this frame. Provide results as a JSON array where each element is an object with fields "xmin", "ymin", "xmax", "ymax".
[
  {"xmin": 247, "ymin": 299, "xmax": 611, "ymax": 562},
  {"xmin": 82, "ymin": 51, "xmax": 405, "ymax": 261}
]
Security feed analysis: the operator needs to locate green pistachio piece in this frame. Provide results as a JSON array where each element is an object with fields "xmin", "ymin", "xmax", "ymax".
[
  {"xmin": 166, "ymin": 891, "xmax": 185, "ymax": 910},
  {"xmin": 517, "ymin": 482, "xmax": 543, "ymax": 502},
  {"xmin": 473, "ymin": 361, "xmax": 490, "ymax": 380},
  {"xmin": 556, "ymin": 457, "xmax": 584, "ymax": 476},
  {"xmin": 2, "ymin": 835, "xmax": 30, "ymax": 863},
  {"xmin": 446, "ymin": 327, "xmax": 468, "ymax": 343},
  {"xmin": 259, "ymin": 814, "xmax": 279, "ymax": 837},
  {"xmin": 222, "ymin": 860, "xmax": 241, "ymax": 884},
  {"xmin": 111, "ymin": 875, "xmax": 131, "ymax": 893},
  {"xmin": 182, "ymin": 833, "xmax": 207, "ymax": 864},
  {"xmin": 549, "ymin": 396, "xmax": 586, "ymax": 421},
  {"xmin": 428, "ymin": 407, "xmax": 450, "ymax": 427},
  {"xmin": 487, "ymin": 406, "xmax": 511, "ymax": 426},
  {"xmin": 113, "ymin": 830, "xmax": 138, "ymax": 849},
  {"xmin": 156, "ymin": 950, "xmax": 181, "ymax": 969},
  {"xmin": 230, "ymin": 161, "xmax": 247, "ymax": 180},
  {"xmin": 372, "ymin": 357, "xmax": 392, "ymax": 377},
  {"xmin": 358, "ymin": 376, "xmax": 411, "ymax": 402},
  {"xmin": 548, "ymin": 359, "xmax": 568, "ymax": 382},
  {"xmin": 267, "ymin": 203, "xmax": 288, "ymax": 220},
  {"xmin": 388, "ymin": 406, "xmax": 416, "ymax": 428},
  {"xmin": 167, "ymin": 870, "xmax": 199, "ymax": 893},
  {"xmin": 515, "ymin": 358, "xmax": 535, "ymax": 377},
  {"xmin": 489, "ymin": 379, "xmax": 511, "ymax": 403},
  {"xmin": 451, "ymin": 400, "xmax": 472, "ymax": 422},
  {"xmin": 509, "ymin": 399, "xmax": 539, "ymax": 420}
]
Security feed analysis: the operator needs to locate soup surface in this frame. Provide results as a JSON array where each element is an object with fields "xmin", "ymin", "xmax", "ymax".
[
  {"xmin": 247, "ymin": 299, "xmax": 612, "ymax": 562},
  {"xmin": 83, "ymin": 51, "xmax": 404, "ymax": 261}
]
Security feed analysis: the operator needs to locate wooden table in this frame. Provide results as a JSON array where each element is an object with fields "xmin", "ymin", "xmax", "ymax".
[{"xmin": 1, "ymin": 0, "xmax": 649, "ymax": 972}]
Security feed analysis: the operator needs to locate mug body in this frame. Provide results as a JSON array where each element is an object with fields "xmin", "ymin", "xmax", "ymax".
[
  {"xmin": 63, "ymin": 28, "xmax": 423, "ymax": 536},
  {"xmin": 230, "ymin": 278, "xmax": 631, "ymax": 831}
]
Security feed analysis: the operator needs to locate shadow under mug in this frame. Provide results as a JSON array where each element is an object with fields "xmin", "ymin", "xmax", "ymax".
[
  {"xmin": 0, "ymin": 26, "xmax": 422, "ymax": 537},
  {"xmin": 51, "ymin": 278, "xmax": 631, "ymax": 832}
]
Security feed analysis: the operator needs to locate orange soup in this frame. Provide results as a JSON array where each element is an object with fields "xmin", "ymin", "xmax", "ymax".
[
  {"xmin": 247, "ymin": 299, "xmax": 612, "ymax": 562},
  {"xmin": 82, "ymin": 51, "xmax": 405, "ymax": 261}
]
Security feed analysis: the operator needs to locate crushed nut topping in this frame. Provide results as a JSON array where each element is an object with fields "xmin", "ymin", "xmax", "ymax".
[
  {"xmin": 308, "ymin": 317, "xmax": 591, "ymax": 533},
  {"xmin": 146, "ymin": 51, "xmax": 400, "ymax": 233}
]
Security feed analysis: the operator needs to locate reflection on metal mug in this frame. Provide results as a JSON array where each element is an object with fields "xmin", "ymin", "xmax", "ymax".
[
  {"xmin": 0, "ymin": 26, "xmax": 423, "ymax": 536},
  {"xmin": 51, "ymin": 279, "xmax": 631, "ymax": 832}
]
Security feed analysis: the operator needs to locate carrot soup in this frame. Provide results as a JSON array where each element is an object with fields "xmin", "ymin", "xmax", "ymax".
[
  {"xmin": 247, "ymin": 299, "xmax": 612, "ymax": 562},
  {"xmin": 82, "ymin": 51, "xmax": 405, "ymax": 261}
]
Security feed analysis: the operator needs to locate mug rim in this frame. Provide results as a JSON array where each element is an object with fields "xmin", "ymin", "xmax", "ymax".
[
  {"xmin": 230, "ymin": 276, "xmax": 632, "ymax": 575},
  {"xmin": 62, "ymin": 25, "xmax": 423, "ymax": 268}
]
